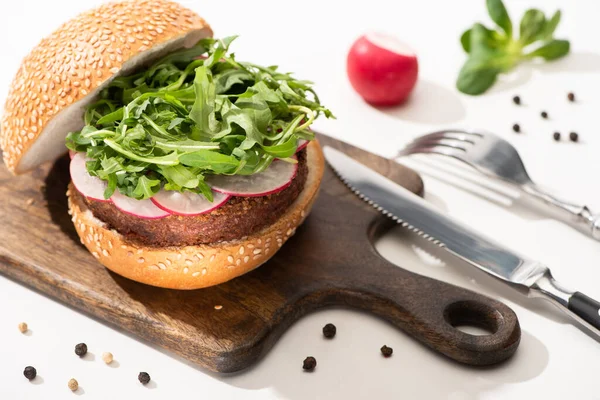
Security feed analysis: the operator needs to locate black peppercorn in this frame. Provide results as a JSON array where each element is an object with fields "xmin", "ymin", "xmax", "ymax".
[
  {"xmin": 74, "ymin": 343, "xmax": 88, "ymax": 357},
  {"xmin": 23, "ymin": 366, "xmax": 37, "ymax": 380},
  {"xmin": 541, "ymin": 111, "xmax": 548, "ymax": 119},
  {"xmin": 302, "ymin": 356, "xmax": 317, "ymax": 371},
  {"xmin": 380, "ymin": 345, "xmax": 393, "ymax": 357},
  {"xmin": 322, "ymin": 323, "xmax": 336, "ymax": 339},
  {"xmin": 568, "ymin": 92, "xmax": 575, "ymax": 102},
  {"xmin": 512, "ymin": 95, "xmax": 521, "ymax": 105},
  {"xmin": 569, "ymin": 132, "xmax": 579, "ymax": 142},
  {"xmin": 553, "ymin": 132, "xmax": 561, "ymax": 141},
  {"xmin": 512, "ymin": 124, "xmax": 521, "ymax": 133},
  {"xmin": 138, "ymin": 372, "xmax": 151, "ymax": 385}
]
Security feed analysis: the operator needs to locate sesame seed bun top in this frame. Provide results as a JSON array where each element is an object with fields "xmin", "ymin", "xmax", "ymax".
[{"xmin": 1, "ymin": 0, "xmax": 213, "ymax": 174}]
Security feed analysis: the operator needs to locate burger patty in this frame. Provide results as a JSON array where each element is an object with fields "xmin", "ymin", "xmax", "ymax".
[{"xmin": 78, "ymin": 149, "xmax": 308, "ymax": 247}]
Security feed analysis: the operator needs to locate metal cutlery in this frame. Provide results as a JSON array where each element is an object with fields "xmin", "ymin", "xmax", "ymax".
[
  {"xmin": 398, "ymin": 129, "xmax": 600, "ymax": 241},
  {"xmin": 325, "ymin": 146, "xmax": 600, "ymax": 337}
]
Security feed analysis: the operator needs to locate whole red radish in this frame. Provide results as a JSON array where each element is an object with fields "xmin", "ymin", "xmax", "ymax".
[{"xmin": 347, "ymin": 33, "xmax": 418, "ymax": 106}]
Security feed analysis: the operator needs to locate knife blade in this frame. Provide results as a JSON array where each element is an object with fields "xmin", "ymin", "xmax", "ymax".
[{"xmin": 324, "ymin": 146, "xmax": 600, "ymax": 337}]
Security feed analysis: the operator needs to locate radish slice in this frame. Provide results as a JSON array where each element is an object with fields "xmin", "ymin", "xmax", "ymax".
[
  {"xmin": 296, "ymin": 139, "xmax": 309, "ymax": 153},
  {"xmin": 151, "ymin": 189, "xmax": 230, "ymax": 216},
  {"xmin": 206, "ymin": 159, "xmax": 297, "ymax": 197},
  {"xmin": 70, "ymin": 153, "xmax": 110, "ymax": 202},
  {"xmin": 111, "ymin": 191, "xmax": 170, "ymax": 219},
  {"xmin": 69, "ymin": 150, "xmax": 76, "ymax": 159}
]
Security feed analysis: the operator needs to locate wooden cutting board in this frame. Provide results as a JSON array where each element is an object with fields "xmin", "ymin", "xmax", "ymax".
[{"xmin": 0, "ymin": 133, "xmax": 520, "ymax": 372}]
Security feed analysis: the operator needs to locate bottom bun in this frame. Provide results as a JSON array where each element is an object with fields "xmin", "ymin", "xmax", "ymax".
[{"xmin": 67, "ymin": 140, "xmax": 325, "ymax": 289}]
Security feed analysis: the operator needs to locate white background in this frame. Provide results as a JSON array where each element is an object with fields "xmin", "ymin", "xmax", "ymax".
[{"xmin": 1, "ymin": 0, "xmax": 600, "ymax": 398}]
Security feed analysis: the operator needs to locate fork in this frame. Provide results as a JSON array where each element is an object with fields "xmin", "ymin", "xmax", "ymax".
[{"xmin": 397, "ymin": 129, "xmax": 600, "ymax": 241}]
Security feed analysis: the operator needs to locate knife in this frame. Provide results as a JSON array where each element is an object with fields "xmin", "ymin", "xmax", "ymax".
[{"xmin": 324, "ymin": 146, "xmax": 600, "ymax": 336}]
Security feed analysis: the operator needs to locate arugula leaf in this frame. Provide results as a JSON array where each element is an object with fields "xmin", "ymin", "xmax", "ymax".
[
  {"xmin": 179, "ymin": 150, "xmax": 240, "ymax": 173},
  {"xmin": 457, "ymin": 2, "xmax": 569, "ymax": 95},
  {"xmin": 132, "ymin": 176, "xmax": 162, "ymax": 199},
  {"xmin": 66, "ymin": 36, "xmax": 333, "ymax": 200},
  {"xmin": 158, "ymin": 164, "xmax": 200, "ymax": 189}
]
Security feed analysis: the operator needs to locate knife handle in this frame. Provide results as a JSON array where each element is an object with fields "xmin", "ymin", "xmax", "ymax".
[
  {"xmin": 569, "ymin": 293, "xmax": 600, "ymax": 330},
  {"xmin": 530, "ymin": 269, "xmax": 600, "ymax": 334}
]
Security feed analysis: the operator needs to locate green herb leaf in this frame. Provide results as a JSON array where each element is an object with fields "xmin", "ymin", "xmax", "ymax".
[
  {"xmin": 456, "ymin": 57, "xmax": 500, "ymax": 95},
  {"xmin": 542, "ymin": 10, "xmax": 561, "ymax": 40},
  {"xmin": 520, "ymin": 9, "xmax": 546, "ymax": 45},
  {"xmin": 486, "ymin": 0, "xmax": 512, "ymax": 37},
  {"xmin": 458, "ymin": 2, "xmax": 569, "ymax": 95},
  {"xmin": 460, "ymin": 29, "xmax": 472, "ymax": 53},
  {"xmin": 526, "ymin": 39, "xmax": 570, "ymax": 60}
]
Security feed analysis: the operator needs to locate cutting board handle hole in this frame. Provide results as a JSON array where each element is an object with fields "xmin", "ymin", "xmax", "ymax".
[{"xmin": 443, "ymin": 300, "xmax": 501, "ymax": 336}]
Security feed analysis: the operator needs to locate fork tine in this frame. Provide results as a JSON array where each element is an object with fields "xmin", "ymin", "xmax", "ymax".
[
  {"xmin": 407, "ymin": 130, "xmax": 483, "ymax": 145},
  {"xmin": 408, "ymin": 137, "xmax": 477, "ymax": 149},
  {"xmin": 398, "ymin": 142, "xmax": 467, "ymax": 158},
  {"xmin": 402, "ymin": 139, "xmax": 470, "ymax": 153}
]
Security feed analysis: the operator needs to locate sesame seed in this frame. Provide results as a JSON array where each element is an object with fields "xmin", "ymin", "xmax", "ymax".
[
  {"xmin": 244, "ymin": 256, "xmax": 249, "ymax": 263},
  {"xmin": 148, "ymin": 265, "xmax": 159, "ymax": 271},
  {"xmin": 253, "ymin": 249, "xmax": 262, "ymax": 255},
  {"xmin": 137, "ymin": 257, "xmax": 144, "ymax": 263},
  {"xmin": 239, "ymin": 246, "xmax": 245, "ymax": 255},
  {"xmin": 210, "ymin": 255, "xmax": 215, "ymax": 262},
  {"xmin": 227, "ymin": 256, "xmax": 234, "ymax": 263},
  {"xmin": 92, "ymin": 252, "xmax": 99, "ymax": 259},
  {"xmin": 185, "ymin": 259, "xmax": 193, "ymax": 266},
  {"xmin": 183, "ymin": 267, "xmax": 189, "ymax": 274},
  {"xmin": 214, "ymin": 305, "xmax": 222, "ymax": 310},
  {"xmin": 192, "ymin": 272, "xmax": 200, "ymax": 277},
  {"xmin": 102, "ymin": 249, "xmax": 109, "ymax": 257},
  {"xmin": 158, "ymin": 263, "xmax": 166, "ymax": 270}
]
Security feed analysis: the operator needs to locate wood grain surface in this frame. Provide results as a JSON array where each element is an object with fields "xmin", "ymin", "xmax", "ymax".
[{"xmin": 0, "ymin": 133, "xmax": 520, "ymax": 372}]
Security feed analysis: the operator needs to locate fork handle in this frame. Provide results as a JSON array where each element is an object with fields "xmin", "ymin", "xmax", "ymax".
[{"xmin": 523, "ymin": 184, "xmax": 600, "ymax": 241}]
